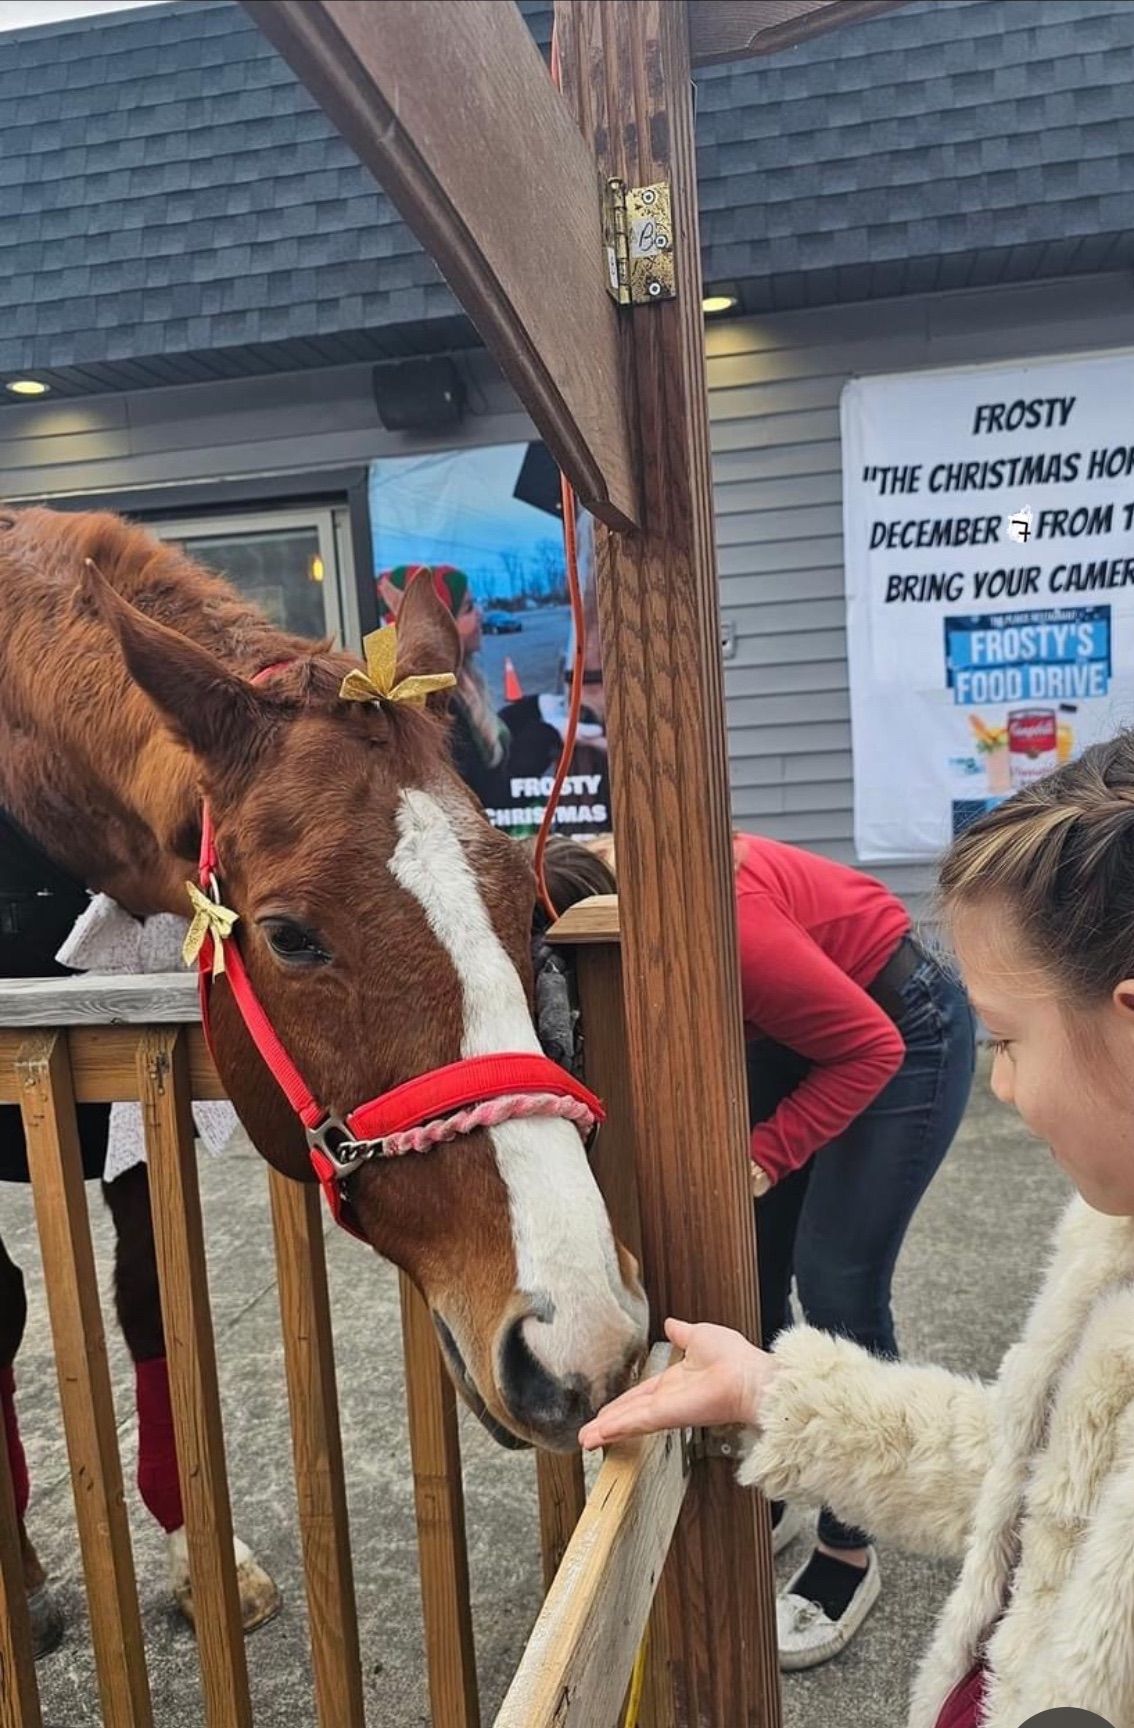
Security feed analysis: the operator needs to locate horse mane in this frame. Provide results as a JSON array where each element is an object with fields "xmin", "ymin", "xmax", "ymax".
[
  {"xmin": 50, "ymin": 508, "xmax": 335, "ymax": 669},
  {"xmin": 0, "ymin": 507, "xmax": 451, "ymax": 909}
]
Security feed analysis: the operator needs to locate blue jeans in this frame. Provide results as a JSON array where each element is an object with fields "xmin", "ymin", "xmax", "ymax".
[{"xmin": 748, "ymin": 943, "xmax": 975, "ymax": 1551}]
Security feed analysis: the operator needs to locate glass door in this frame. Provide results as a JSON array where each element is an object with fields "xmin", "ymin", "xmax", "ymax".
[{"xmin": 154, "ymin": 506, "xmax": 359, "ymax": 648}]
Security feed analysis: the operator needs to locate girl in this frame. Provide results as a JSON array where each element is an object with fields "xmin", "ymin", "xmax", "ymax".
[{"xmin": 581, "ymin": 734, "xmax": 1134, "ymax": 1727}]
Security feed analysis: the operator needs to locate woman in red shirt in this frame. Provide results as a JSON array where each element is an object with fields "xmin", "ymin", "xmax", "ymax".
[{"xmin": 736, "ymin": 834, "xmax": 975, "ymax": 1670}]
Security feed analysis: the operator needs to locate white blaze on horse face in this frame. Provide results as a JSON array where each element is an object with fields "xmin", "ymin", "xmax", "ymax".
[{"xmin": 388, "ymin": 789, "xmax": 646, "ymax": 1396}]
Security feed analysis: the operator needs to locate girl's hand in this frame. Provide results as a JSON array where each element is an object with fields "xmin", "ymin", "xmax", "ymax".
[{"xmin": 579, "ymin": 1317, "xmax": 778, "ymax": 1449}]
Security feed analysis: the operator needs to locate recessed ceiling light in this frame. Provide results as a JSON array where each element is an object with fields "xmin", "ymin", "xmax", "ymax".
[
  {"xmin": 702, "ymin": 294, "xmax": 739, "ymax": 315},
  {"xmin": 5, "ymin": 378, "xmax": 50, "ymax": 396}
]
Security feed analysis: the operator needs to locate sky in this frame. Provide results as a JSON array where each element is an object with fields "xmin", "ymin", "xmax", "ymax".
[
  {"xmin": 369, "ymin": 446, "xmax": 566, "ymax": 598},
  {"xmin": 0, "ymin": 0, "xmax": 171, "ymax": 29}
]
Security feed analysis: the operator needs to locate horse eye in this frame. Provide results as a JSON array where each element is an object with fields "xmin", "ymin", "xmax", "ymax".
[{"xmin": 259, "ymin": 919, "xmax": 331, "ymax": 966}]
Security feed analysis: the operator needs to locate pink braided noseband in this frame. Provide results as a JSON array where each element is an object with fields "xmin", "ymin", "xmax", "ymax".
[{"xmin": 381, "ymin": 1092, "xmax": 597, "ymax": 1158}]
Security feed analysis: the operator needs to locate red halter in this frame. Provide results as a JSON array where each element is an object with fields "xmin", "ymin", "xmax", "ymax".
[{"xmin": 192, "ymin": 664, "xmax": 604, "ymax": 1242}]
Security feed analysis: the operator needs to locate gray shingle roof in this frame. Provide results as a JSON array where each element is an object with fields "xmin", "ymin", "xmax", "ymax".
[
  {"xmin": 0, "ymin": 0, "xmax": 1131, "ymax": 394},
  {"xmin": 695, "ymin": 0, "xmax": 1134, "ymax": 311}
]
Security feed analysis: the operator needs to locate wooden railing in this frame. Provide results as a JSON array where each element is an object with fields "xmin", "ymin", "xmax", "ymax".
[{"xmin": 0, "ymin": 904, "xmax": 691, "ymax": 1727}]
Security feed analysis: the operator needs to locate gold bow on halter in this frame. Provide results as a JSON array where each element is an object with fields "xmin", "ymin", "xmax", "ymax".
[
  {"xmin": 183, "ymin": 882, "xmax": 240, "ymax": 978},
  {"xmin": 338, "ymin": 625, "xmax": 456, "ymax": 709}
]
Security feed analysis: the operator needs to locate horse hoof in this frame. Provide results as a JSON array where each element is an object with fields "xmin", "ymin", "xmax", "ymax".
[
  {"xmin": 27, "ymin": 1581, "xmax": 65, "ymax": 1659},
  {"xmin": 169, "ymin": 1530, "xmax": 282, "ymax": 1636},
  {"xmin": 231, "ymin": 1539, "xmax": 282, "ymax": 1633}
]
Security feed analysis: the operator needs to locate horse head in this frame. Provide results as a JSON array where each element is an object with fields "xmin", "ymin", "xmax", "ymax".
[{"xmin": 83, "ymin": 561, "xmax": 647, "ymax": 1452}]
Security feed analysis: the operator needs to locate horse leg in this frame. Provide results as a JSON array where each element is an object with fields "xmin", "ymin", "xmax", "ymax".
[
  {"xmin": 103, "ymin": 1163, "xmax": 281, "ymax": 1633},
  {"xmin": 0, "ymin": 1226, "xmax": 64, "ymax": 1657}
]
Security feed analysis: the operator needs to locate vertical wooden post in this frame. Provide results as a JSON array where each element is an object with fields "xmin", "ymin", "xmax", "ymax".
[
  {"xmin": 17, "ymin": 1031, "xmax": 154, "ymax": 1728},
  {"xmin": 535, "ymin": 1452, "xmax": 586, "ymax": 1592},
  {"xmin": 398, "ymin": 1272, "xmax": 479, "ymax": 1728},
  {"xmin": 0, "ymin": 1398, "xmax": 42, "ymax": 1728},
  {"xmin": 136, "ymin": 1028, "xmax": 252, "ymax": 1728},
  {"xmin": 570, "ymin": 938, "xmax": 644, "ymax": 1267},
  {"xmin": 555, "ymin": 5, "xmax": 782, "ymax": 1723},
  {"xmin": 268, "ymin": 1170, "xmax": 365, "ymax": 1728}
]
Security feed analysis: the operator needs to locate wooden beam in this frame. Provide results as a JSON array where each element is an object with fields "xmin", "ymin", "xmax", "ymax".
[
  {"xmin": 495, "ymin": 1345, "xmax": 687, "ymax": 1728},
  {"xmin": 241, "ymin": 0, "xmax": 639, "ymax": 533},
  {"xmin": 554, "ymin": 3, "xmax": 781, "ymax": 1723},
  {"xmin": 689, "ymin": 0, "xmax": 907, "ymax": 65},
  {"xmin": 0, "ymin": 972, "xmax": 199, "ymax": 1026},
  {"xmin": 0, "ymin": 1026, "xmax": 224, "ymax": 1106}
]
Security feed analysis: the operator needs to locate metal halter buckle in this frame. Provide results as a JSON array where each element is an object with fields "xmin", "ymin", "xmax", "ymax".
[{"xmin": 305, "ymin": 1115, "xmax": 387, "ymax": 1179}]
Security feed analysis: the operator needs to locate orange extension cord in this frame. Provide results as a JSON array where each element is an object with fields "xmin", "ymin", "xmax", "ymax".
[
  {"xmin": 532, "ymin": 468, "xmax": 587, "ymax": 921},
  {"xmin": 532, "ymin": 24, "xmax": 589, "ymax": 923}
]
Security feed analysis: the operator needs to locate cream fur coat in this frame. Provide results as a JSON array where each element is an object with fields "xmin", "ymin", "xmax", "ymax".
[{"xmin": 740, "ymin": 1195, "xmax": 1134, "ymax": 1727}]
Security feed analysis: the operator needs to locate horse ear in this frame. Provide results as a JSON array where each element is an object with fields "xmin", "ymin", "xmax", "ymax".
[
  {"xmin": 79, "ymin": 559, "xmax": 269, "ymax": 767},
  {"xmin": 394, "ymin": 569, "xmax": 461, "ymax": 695}
]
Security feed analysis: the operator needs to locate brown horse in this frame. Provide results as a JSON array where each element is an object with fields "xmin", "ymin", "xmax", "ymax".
[{"xmin": 0, "ymin": 506, "xmax": 647, "ymax": 1640}]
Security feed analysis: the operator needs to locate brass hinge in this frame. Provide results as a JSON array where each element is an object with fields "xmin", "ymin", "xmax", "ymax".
[
  {"xmin": 686, "ymin": 1422, "xmax": 745, "ymax": 1464},
  {"xmin": 601, "ymin": 178, "xmax": 676, "ymax": 306}
]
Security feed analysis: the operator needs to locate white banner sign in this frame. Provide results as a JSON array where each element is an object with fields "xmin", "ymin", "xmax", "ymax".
[{"xmin": 841, "ymin": 350, "xmax": 1134, "ymax": 860}]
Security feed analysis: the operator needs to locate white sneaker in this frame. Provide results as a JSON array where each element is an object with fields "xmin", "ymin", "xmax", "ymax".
[
  {"xmin": 771, "ymin": 1502, "xmax": 809, "ymax": 1557},
  {"xmin": 777, "ymin": 1547, "xmax": 881, "ymax": 1671}
]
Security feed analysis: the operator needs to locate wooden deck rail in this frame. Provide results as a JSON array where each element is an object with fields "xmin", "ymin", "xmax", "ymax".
[
  {"xmin": 496, "ymin": 1344, "xmax": 687, "ymax": 1728},
  {"xmin": 0, "ymin": 911, "xmax": 673, "ymax": 1728},
  {"xmin": 0, "ymin": 974, "xmax": 364, "ymax": 1728}
]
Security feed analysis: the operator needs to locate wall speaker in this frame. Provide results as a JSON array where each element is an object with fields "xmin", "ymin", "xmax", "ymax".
[{"xmin": 372, "ymin": 358, "xmax": 466, "ymax": 432}]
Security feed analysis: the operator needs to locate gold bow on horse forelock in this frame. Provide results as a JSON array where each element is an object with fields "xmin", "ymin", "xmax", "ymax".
[
  {"xmin": 338, "ymin": 625, "xmax": 456, "ymax": 708},
  {"xmin": 183, "ymin": 881, "xmax": 239, "ymax": 978}
]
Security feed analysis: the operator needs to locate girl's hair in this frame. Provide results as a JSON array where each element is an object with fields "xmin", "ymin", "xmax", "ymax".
[
  {"xmin": 527, "ymin": 834, "xmax": 617, "ymax": 931},
  {"xmin": 939, "ymin": 732, "xmax": 1134, "ymax": 1001},
  {"xmin": 579, "ymin": 832, "xmax": 617, "ymax": 879}
]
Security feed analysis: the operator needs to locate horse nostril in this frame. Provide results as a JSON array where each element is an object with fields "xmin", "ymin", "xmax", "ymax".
[{"xmin": 498, "ymin": 1317, "xmax": 590, "ymax": 1438}]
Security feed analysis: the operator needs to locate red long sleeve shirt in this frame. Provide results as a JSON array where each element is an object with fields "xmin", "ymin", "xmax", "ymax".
[{"xmin": 735, "ymin": 835, "xmax": 910, "ymax": 1184}]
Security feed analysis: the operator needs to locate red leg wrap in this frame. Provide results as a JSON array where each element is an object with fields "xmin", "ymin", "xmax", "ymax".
[
  {"xmin": 135, "ymin": 1356, "xmax": 184, "ymax": 1534},
  {"xmin": 0, "ymin": 1364, "xmax": 30, "ymax": 1521}
]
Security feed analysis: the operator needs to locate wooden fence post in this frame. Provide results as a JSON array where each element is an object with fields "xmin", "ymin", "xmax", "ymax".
[
  {"xmin": 136, "ymin": 1027, "xmax": 252, "ymax": 1728},
  {"xmin": 268, "ymin": 1169, "xmax": 366, "ymax": 1728},
  {"xmin": 17, "ymin": 1031, "xmax": 154, "ymax": 1728},
  {"xmin": 535, "ymin": 1452, "xmax": 587, "ymax": 1594},
  {"xmin": 399, "ymin": 1272, "xmax": 480, "ymax": 1728}
]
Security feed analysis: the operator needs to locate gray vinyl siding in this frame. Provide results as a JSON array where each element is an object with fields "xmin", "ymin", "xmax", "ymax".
[
  {"xmin": 709, "ymin": 268, "xmax": 1134, "ymax": 916},
  {"xmin": 0, "ymin": 351, "xmax": 531, "ymax": 502}
]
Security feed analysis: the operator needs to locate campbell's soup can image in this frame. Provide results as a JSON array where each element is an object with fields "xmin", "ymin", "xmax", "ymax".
[{"xmin": 1008, "ymin": 708, "xmax": 1058, "ymax": 788}]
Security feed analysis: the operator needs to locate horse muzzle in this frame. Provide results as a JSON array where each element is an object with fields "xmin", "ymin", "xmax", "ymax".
[{"xmin": 433, "ymin": 1289, "xmax": 647, "ymax": 1453}]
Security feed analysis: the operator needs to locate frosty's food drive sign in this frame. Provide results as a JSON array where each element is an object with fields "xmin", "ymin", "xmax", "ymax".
[{"xmin": 841, "ymin": 350, "xmax": 1134, "ymax": 860}]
